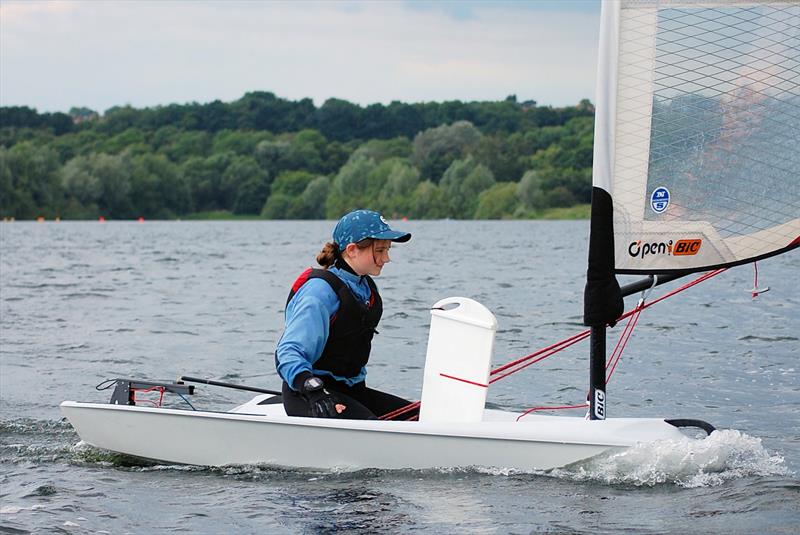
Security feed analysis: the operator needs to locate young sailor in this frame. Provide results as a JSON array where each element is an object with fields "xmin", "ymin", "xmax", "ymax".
[{"xmin": 276, "ymin": 209, "xmax": 414, "ymax": 419}]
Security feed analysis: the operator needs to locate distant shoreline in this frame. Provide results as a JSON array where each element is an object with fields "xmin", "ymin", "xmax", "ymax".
[{"xmin": 2, "ymin": 205, "xmax": 590, "ymax": 223}]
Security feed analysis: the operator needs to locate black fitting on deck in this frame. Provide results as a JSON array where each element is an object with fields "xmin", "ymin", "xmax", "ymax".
[
  {"xmin": 107, "ymin": 378, "xmax": 194, "ymax": 406},
  {"xmin": 665, "ymin": 418, "xmax": 716, "ymax": 436}
]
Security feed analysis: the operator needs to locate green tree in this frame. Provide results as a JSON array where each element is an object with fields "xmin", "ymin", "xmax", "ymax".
[
  {"xmin": 408, "ymin": 180, "xmax": 448, "ymax": 219},
  {"xmin": 49, "ymin": 129, "xmax": 102, "ymax": 163},
  {"xmin": 60, "ymin": 152, "xmax": 135, "ymax": 218},
  {"xmin": 212, "ymin": 129, "xmax": 273, "ymax": 156},
  {"xmin": 261, "ymin": 193, "xmax": 293, "ymax": 219},
  {"xmin": 92, "ymin": 152, "xmax": 134, "ymax": 217},
  {"xmin": 221, "ymin": 156, "xmax": 268, "ymax": 211},
  {"xmin": 376, "ymin": 159, "xmax": 420, "ymax": 217},
  {"xmin": 316, "ymin": 98, "xmax": 362, "ymax": 141},
  {"xmin": 61, "ymin": 154, "xmax": 102, "ymax": 211},
  {"xmin": 350, "ymin": 137, "xmax": 412, "ymax": 163},
  {"xmin": 281, "ymin": 129, "xmax": 326, "ymax": 173},
  {"xmin": 517, "ymin": 169, "xmax": 547, "ymax": 211},
  {"xmin": 254, "ymin": 139, "xmax": 291, "ymax": 177},
  {"xmin": 129, "ymin": 152, "xmax": 191, "ymax": 217},
  {"xmin": 100, "ymin": 128, "xmax": 146, "ymax": 154},
  {"xmin": 270, "ymin": 170, "xmax": 316, "ymax": 197},
  {"xmin": 181, "ymin": 151, "xmax": 235, "ymax": 212},
  {"xmin": 325, "ymin": 154, "xmax": 377, "ymax": 218},
  {"xmin": 0, "ymin": 142, "xmax": 62, "ymax": 218},
  {"xmin": 412, "ymin": 121, "xmax": 483, "ymax": 182},
  {"xmin": 233, "ymin": 176, "xmax": 270, "ymax": 215},
  {"xmin": 474, "ymin": 134, "xmax": 526, "ymax": 182},
  {"xmin": 439, "ymin": 157, "xmax": 495, "ymax": 218},
  {"xmin": 292, "ymin": 176, "xmax": 330, "ymax": 219},
  {"xmin": 158, "ymin": 130, "xmax": 212, "ymax": 162},
  {"xmin": 474, "ymin": 182, "xmax": 519, "ymax": 219},
  {"xmin": 262, "ymin": 170, "xmax": 316, "ymax": 218}
]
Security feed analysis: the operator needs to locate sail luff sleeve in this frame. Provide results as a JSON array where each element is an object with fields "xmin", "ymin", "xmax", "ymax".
[{"xmin": 584, "ymin": 0, "xmax": 624, "ymax": 327}]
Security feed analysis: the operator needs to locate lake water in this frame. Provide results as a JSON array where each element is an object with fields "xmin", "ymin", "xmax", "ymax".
[{"xmin": 1, "ymin": 220, "xmax": 798, "ymax": 534}]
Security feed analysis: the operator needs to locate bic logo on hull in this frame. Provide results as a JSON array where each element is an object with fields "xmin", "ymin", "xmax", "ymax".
[{"xmin": 594, "ymin": 389, "xmax": 606, "ymax": 420}]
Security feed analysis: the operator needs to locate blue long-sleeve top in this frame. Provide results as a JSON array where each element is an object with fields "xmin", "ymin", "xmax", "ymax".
[{"xmin": 276, "ymin": 266, "xmax": 373, "ymax": 390}]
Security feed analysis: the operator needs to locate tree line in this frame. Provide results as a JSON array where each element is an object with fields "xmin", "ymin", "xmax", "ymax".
[{"xmin": 0, "ymin": 92, "xmax": 595, "ymax": 220}]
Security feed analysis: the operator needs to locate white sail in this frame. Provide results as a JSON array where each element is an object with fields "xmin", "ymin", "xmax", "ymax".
[{"xmin": 594, "ymin": 0, "xmax": 800, "ymax": 274}]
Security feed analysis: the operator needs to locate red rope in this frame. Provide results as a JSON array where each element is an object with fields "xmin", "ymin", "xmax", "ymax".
[
  {"xmin": 606, "ymin": 304, "xmax": 643, "ymax": 383},
  {"xmin": 132, "ymin": 386, "xmax": 166, "ymax": 407},
  {"xmin": 516, "ymin": 403, "xmax": 587, "ymax": 421},
  {"xmin": 488, "ymin": 330, "xmax": 591, "ymax": 384},
  {"xmin": 439, "ymin": 373, "xmax": 488, "ymax": 388},
  {"xmin": 490, "ymin": 329, "xmax": 591, "ymax": 376},
  {"xmin": 379, "ymin": 401, "xmax": 420, "ymax": 420},
  {"xmin": 750, "ymin": 262, "xmax": 768, "ymax": 298},
  {"xmin": 620, "ymin": 269, "xmax": 726, "ymax": 317}
]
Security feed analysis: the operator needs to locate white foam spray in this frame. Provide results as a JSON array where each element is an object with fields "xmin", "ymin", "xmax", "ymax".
[{"xmin": 550, "ymin": 429, "xmax": 790, "ymax": 487}]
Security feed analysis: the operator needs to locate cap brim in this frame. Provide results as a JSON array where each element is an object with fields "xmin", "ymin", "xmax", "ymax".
[{"xmin": 371, "ymin": 230, "xmax": 411, "ymax": 243}]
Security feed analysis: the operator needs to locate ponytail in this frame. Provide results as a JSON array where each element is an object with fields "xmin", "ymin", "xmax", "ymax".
[
  {"xmin": 316, "ymin": 242, "xmax": 338, "ymax": 268},
  {"xmin": 317, "ymin": 238, "xmax": 373, "ymax": 268}
]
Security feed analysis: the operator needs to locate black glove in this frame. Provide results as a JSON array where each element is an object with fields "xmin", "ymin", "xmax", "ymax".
[{"xmin": 298, "ymin": 374, "xmax": 344, "ymax": 418}]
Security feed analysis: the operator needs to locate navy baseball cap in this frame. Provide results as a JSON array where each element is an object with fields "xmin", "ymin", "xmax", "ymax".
[{"xmin": 332, "ymin": 210, "xmax": 411, "ymax": 249}]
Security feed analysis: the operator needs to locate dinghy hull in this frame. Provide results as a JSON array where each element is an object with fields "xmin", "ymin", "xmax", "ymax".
[{"xmin": 60, "ymin": 399, "xmax": 689, "ymax": 470}]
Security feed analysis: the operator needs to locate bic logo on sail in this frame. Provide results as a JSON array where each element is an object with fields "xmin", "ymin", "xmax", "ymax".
[{"xmin": 628, "ymin": 239, "xmax": 702, "ymax": 258}]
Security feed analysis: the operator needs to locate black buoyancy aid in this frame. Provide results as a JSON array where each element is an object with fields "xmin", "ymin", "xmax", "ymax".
[{"xmin": 286, "ymin": 267, "xmax": 382, "ymax": 378}]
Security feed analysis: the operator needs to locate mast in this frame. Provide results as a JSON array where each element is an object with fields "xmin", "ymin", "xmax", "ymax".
[{"xmin": 584, "ymin": 1, "xmax": 621, "ymax": 420}]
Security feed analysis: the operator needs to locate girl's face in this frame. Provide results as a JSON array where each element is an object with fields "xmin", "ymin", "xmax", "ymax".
[{"xmin": 345, "ymin": 239, "xmax": 392, "ymax": 277}]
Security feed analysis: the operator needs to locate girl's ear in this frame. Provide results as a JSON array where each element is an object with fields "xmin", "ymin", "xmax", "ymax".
[{"xmin": 343, "ymin": 243, "xmax": 358, "ymax": 257}]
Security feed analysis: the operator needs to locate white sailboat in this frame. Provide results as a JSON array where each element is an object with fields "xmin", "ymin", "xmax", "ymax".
[{"xmin": 61, "ymin": 0, "xmax": 799, "ymax": 470}]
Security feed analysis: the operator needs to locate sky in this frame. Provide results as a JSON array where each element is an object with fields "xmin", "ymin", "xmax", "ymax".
[{"xmin": 0, "ymin": 0, "xmax": 601, "ymax": 114}]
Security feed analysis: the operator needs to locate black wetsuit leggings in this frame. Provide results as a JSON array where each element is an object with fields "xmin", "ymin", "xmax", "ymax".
[{"xmin": 282, "ymin": 376, "xmax": 416, "ymax": 420}]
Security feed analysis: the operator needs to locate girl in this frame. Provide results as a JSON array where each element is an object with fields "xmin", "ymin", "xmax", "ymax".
[{"xmin": 276, "ymin": 210, "xmax": 413, "ymax": 419}]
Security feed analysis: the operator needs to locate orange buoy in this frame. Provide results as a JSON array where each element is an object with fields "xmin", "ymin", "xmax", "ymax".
[
  {"xmin": 138, "ymin": 217, "xmax": 144, "ymax": 223},
  {"xmin": 99, "ymin": 216, "xmax": 106, "ymax": 223},
  {"xmin": 37, "ymin": 216, "xmax": 45, "ymax": 223}
]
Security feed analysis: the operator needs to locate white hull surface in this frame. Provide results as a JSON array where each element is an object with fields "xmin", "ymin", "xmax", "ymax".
[{"xmin": 61, "ymin": 396, "xmax": 688, "ymax": 470}]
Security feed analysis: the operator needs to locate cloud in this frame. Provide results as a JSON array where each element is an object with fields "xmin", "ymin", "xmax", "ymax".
[{"xmin": 0, "ymin": 0, "xmax": 600, "ymax": 113}]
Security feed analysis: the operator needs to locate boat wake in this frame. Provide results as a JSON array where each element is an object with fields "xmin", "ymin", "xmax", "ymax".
[{"xmin": 545, "ymin": 429, "xmax": 790, "ymax": 487}]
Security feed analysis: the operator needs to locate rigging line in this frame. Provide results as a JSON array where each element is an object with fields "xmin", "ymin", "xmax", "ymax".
[
  {"xmin": 516, "ymin": 270, "xmax": 728, "ymax": 419},
  {"xmin": 606, "ymin": 308, "xmax": 637, "ymax": 376},
  {"xmin": 605, "ymin": 282, "xmax": 651, "ymax": 382},
  {"xmin": 606, "ymin": 307, "xmax": 643, "ymax": 383},
  {"xmin": 489, "ymin": 329, "xmax": 591, "ymax": 376},
  {"xmin": 177, "ymin": 393, "xmax": 196, "ymax": 411},
  {"xmin": 131, "ymin": 386, "xmax": 166, "ymax": 408},
  {"xmin": 488, "ymin": 331, "xmax": 591, "ymax": 384},
  {"xmin": 749, "ymin": 261, "xmax": 769, "ymax": 298},
  {"xmin": 440, "ymin": 373, "xmax": 488, "ymax": 388},
  {"xmin": 379, "ymin": 401, "xmax": 420, "ymax": 421},
  {"xmin": 618, "ymin": 268, "xmax": 727, "ymax": 321},
  {"xmin": 518, "ymin": 307, "xmax": 643, "ymax": 420},
  {"xmin": 490, "ymin": 268, "xmax": 727, "ymax": 383},
  {"xmin": 516, "ymin": 404, "xmax": 587, "ymax": 421}
]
